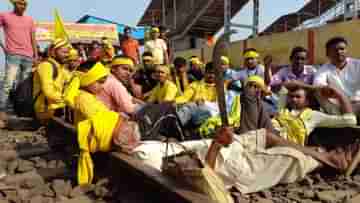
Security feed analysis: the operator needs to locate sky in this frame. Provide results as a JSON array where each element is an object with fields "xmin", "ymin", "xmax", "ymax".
[{"xmin": 0, "ymin": 0, "xmax": 308, "ymax": 66}]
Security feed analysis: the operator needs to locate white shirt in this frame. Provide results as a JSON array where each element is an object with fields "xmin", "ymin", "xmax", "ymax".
[
  {"xmin": 144, "ymin": 39, "xmax": 167, "ymax": 65},
  {"xmin": 314, "ymin": 58, "xmax": 360, "ymax": 102}
]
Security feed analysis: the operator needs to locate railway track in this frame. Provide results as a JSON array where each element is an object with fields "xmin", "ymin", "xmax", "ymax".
[
  {"xmin": 0, "ymin": 116, "xmax": 213, "ymax": 203},
  {"xmin": 2, "ymin": 117, "xmax": 360, "ymax": 202},
  {"xmin": 47, "ymin": 118, "xmax": 214, "ymax": 203}
]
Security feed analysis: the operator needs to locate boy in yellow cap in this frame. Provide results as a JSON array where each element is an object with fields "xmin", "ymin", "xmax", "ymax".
[
  {"xmin": 220, "ymin": 56, "xmax": 242, "ymax": 91},
  {"xmin": 144, "ymin": 27, "xmax": 169, "ymax": 65},
  {"xmin": 32, "ymin": 38, "xmax": 72, "ymax": 122}
]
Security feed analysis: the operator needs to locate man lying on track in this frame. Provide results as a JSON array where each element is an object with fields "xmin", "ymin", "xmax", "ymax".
[{"xmin": 129, "ymin": 77, "xmax": 360, "ymax": 194}]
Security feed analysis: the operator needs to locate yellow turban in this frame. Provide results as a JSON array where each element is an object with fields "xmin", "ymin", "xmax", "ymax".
[
  {"xmin": 221, "ymin": 56, "xmax": 230, "ymax": 65},
  {"xmin": 77, "ymin": 109, "xmax": 120, "ymax": 185},
  {"xmin": 245, "ymin": 75, "xmax": 271, "ymax": 95},
  {"xmin": 80, "ymin": 62, "xmax": 110, "ymax": 87},
  {"xmin": 151, "ymin": 27, "xmax": 160, "ymax": 33},
  {"xmin": 155, "ymin": 65, "xmax": 170, "ymax": 75},
  {"xmin": 244, "ymin": 50, "xmax": 260, "ymax": 59},
  {"xmin": 111, "ymin": 57, "xmax": 134, "ymax": 68},
  {"xmin": 53, "ymin": 38, "xmax": 70, "ymax": 49},
  {"xmin": 68, "ymin": 49, "xmax": 79, "ymax": 61}
]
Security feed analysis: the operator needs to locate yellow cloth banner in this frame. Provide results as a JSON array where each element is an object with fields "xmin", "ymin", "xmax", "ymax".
[{"xmin": 36, "ymin": 22, "xmax": 119, "ymax": 43}]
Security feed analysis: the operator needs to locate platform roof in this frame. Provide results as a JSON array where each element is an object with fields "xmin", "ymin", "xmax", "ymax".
[
  {"xmin": 137, "ymin": 0, "xmax": 250, "ymax": 37},
  {"xmin": 261, "ymin": 0, "xmax": 338, "ymax": 34}
]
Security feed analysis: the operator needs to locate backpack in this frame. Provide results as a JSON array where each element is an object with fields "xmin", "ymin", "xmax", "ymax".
[
  {"xmin": 10, "ymin": 60, "xmax": 58, "ymax": 118},
  {"xmin": 134, "ymin": 103, "xmax": 185, "ymax": 141}
]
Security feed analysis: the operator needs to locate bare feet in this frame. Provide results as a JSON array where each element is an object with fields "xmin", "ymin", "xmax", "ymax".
[{"xmin": 0, "ymin": 112, "xmax": 8, "ymax": 129}]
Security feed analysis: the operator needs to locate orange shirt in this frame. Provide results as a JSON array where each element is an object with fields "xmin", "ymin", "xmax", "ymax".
[{"xmin": 120, "ymin": 37, "xmax": 140, "ymax": 64}]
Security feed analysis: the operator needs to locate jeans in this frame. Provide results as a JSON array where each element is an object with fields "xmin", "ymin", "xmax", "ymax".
[
  {"xmin": 0, "ymin": 54, "xmax": 33, "ymax": 111},
  {"xmin": 176, "ymin": 103, "xmax": 212, "ymax": 126}
]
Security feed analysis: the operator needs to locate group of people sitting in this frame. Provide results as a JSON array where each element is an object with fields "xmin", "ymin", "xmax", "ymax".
[{"xmin": 11, "ymin": 34, "xmax": 360, "ymax": 194}]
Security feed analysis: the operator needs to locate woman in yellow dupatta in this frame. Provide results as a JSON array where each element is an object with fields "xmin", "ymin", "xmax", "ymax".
[{"xmin": 64, "ymin": 62, "xmax": 141, "ymax": 185}]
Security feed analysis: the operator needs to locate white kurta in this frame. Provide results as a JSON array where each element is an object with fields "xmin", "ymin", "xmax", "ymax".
[{"xmin": 131, "ymin": 129, "xmax": 320, "ymax": 194}]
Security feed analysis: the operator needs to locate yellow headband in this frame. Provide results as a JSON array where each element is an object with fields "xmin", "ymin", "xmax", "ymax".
[
  {"xmin": 80, "ymin": 62, "xmax": 110, "ymax": 87},
  {"xmin": 68, "ymin": 49, "xmax": 79, "ymax": 60},
  {"xmin": 143, "ymin": 56, "xmax": 153, "ymax": 61},
  {"xmin": 151, "ymin": 27, "xmax": 160, "ymax": 33},
  {"xmin": 111, "ymin": 57, "xmax": 134, "ymax": 68},
  {"xmin": 10, "ymin": 0, "xmax": 27, "ymax": 4},
  {"xmin": 244, "ymin": 51, "xmax": 259, "ymax": 59},
  {"xmin": 221, "ymin": 56, "xmax": 230, "ymax": 65},
  {"xmin": 156, "ymin": 65, "xmax": 170, "ymax": 75},
  {"xmin": 245, "ymin": 75, "xmax": 271, "ymax": 95},
  {"xmin": 190, "ymin": 57, "xmax": 201, "ymax": 65},
  {"xmin": 53, "ymin": 38, "xmax": 70, "ymax": 49}
]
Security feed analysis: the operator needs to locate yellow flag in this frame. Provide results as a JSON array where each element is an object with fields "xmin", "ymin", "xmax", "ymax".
[{"xmin": 54, "ymin": 9, "xmax": 69, "ymax": 41}]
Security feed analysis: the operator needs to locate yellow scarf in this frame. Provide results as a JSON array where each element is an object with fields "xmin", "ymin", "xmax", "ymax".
[
  {"xmin": 275, "ymin": 108, "xmax": 313, "ymax": 146},
  {"xmin": 63, "ymin": 75, "xmax": 120, "ymax": 185},
  {"xmin": 77, "ymin": 109, "xmax": 120, "ymax": 185}
]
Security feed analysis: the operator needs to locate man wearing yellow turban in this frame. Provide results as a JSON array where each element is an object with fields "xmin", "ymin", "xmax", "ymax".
[
  {"xmin": 147, "ymin": 65, "xmax": 178, "ymax": 103},
  {"xmin": 64, "ymin": 62, "xmax": 141, "ymax": 185},
  {"xmin": 33, "ymin": 38, "xmax": 72, "ymax": 122}
]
